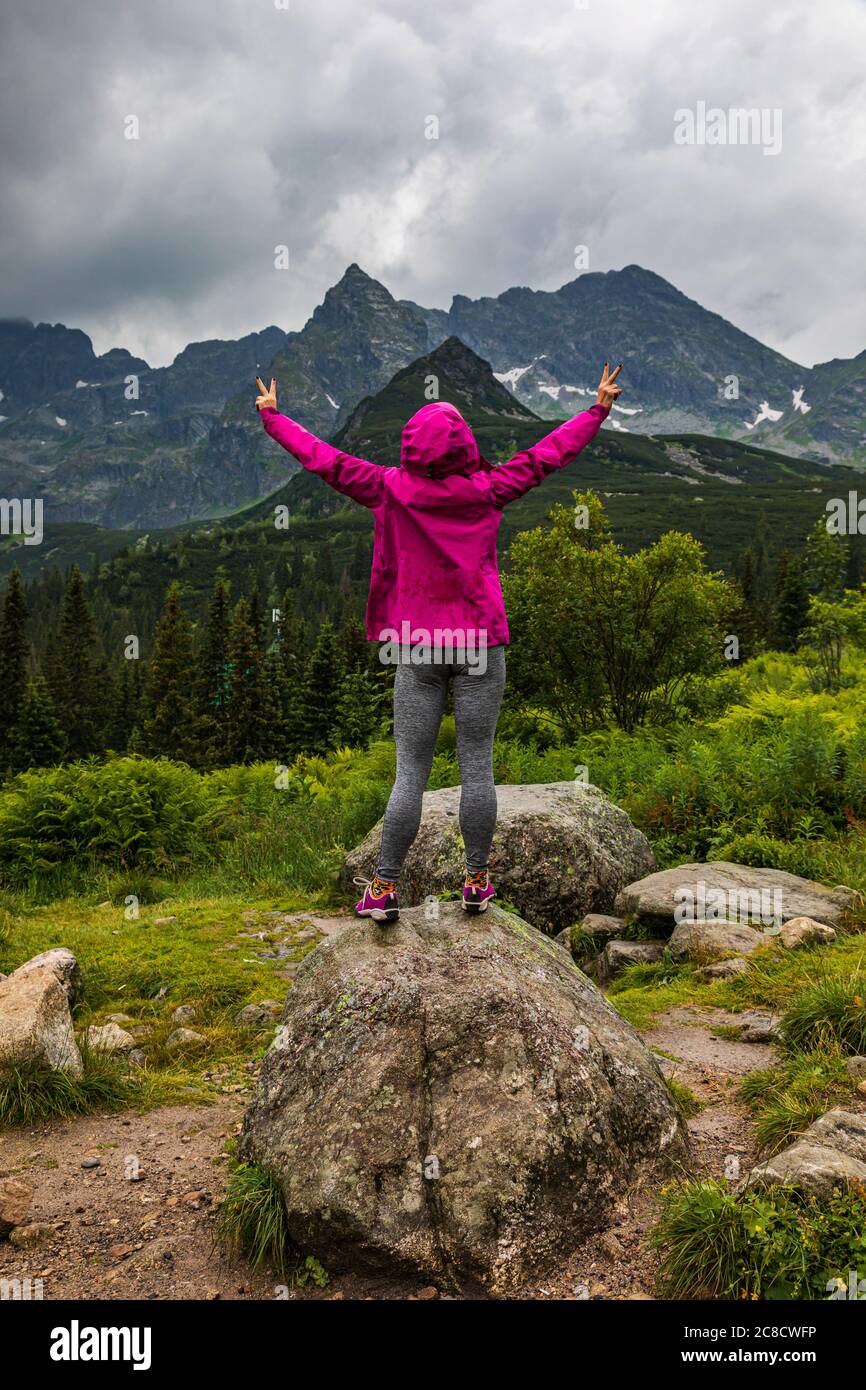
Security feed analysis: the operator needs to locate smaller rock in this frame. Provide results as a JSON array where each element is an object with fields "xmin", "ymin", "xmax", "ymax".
[
  {"xmin": 154, "ymin": 917, "xmax": 177, "ymax": 925},
  {"xmin": 0, "ymin": 970, "xmax": 83, "ymax": 1076},
  {"xmin": 596, "ymin": 940, "xmax": 666, "ymax": 985},
  {"xmin": 581, "ymin": 913, "xmax": 628, "ymax": 940},
  {"xmin": 599, "ymin": 1231, "xmax": 625, "ymax": 1259},
  {"xmin": 779, "ymin": 916, "xmax": 837, "ymax": 950},
  {"xmin": 171, "ymin": 1005, "xmax": 197, "ymax": 1025},
  {"xmin": 668, "ymin": 919, "xmax": 765, "ymax": 963},
  {"xmin": 128, "ymin": 1025, "xmax": 153, "ymax": 1040},
  {"xmin": 81, "ymin": 1158, "xmax": 101, "ymax": 1169},
  {"xmin": 743, "ymin": 1110, "xmax": 866, "ymax": 1198},
  {"xmin": 165, "ymin": 1027, "xmax": 206, "ymax": 1054},
  {"xmin": 106, "ymin": 1013, "xmax": 134, "ymax": 1024},
  {"xmin": 234, "ymin": 1002, "xmax": 282, "ymax": 1028},
  {"xmin": 0, "ymin": 1177, "xmax": 33, "ymax": 1238},
  {"xmin": 739, "ymin": 1015, "xmax": 781, "ymax": 1044},
  {"xmin": 128, "ymin": 1050, "xmax": 147, "ymax": 1067},
  {"xmin": 847, "ymin": 1057, "xmax": 866, "ymax": 1081},
  {"xmin": 84, "ymin": 1023, "xmax": 135, "ymax": 1054},
  {"xmin": 8, "ymin": 1223, "xmax": 55, "ymax": 1247},
  {"xmin": 695, "ymin": 957, "xmax": 750, "ymax": 980},
  {"xmin": 9, "ymin": 948, "xmax": 84, "ymax": 1007}
]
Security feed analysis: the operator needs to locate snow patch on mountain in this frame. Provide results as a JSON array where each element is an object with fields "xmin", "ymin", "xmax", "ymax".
[
  {"xmin": 744, "ymin": 386, "xmax": 811, "ymax": 430},
  {"xmin": 55, "ymin": 416, "xmax": 67, "ymax": 427},
  {"xmin": 494, "ymin": 365, "xmax": 534, "ymax": 388}
]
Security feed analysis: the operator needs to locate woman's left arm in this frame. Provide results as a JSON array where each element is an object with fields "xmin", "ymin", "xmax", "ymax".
[{"xmin": 488, "ymin": 363, "xmax": 622, "ymax": 507}]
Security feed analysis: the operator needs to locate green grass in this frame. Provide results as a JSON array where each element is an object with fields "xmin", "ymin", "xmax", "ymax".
[
  {"xmin": 0, "ymin": 894, "xmax": 318, "ymax": 1113},
  {"xmin": 609, "ymin": 931, "xmax": 866, "ymax": 1032},
  {"xmin": 0, "ymin": 1037, "xmax": 199, "ymax": 1127},
  {"xmin": 664, "ymin": 1073, "xmax": 703, "ymax": 1117},
  {"xmin": 0, "ymin": 1049, "xmax": 137, "ymax": 1127},
  {"xmin": 777, "ymin": 969, "xmax": 866, "ymax": 1056},
  {"xmin": 651, "ymin": 1179, "xmax": 866, "ymax": 1300},
  {"xmin": 737, "ymin": 1049, "xmax": 854, "ymax": 1155},
  {"xmin": 216, "ymin": 1162, "xmax": 295, "ymax": 1280}
]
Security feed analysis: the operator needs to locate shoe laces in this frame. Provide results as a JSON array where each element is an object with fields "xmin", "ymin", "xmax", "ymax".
[{"xmin": 354, "ymin": 875, "xmax": 396, "ymax": 898}]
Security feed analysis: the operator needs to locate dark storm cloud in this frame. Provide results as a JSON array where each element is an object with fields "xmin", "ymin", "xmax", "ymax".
[{"xmin": 0, "ymin": 0, "xmax": 863, "ymax": 367}]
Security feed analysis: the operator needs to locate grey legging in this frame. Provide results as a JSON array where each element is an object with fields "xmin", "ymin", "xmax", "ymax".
[{"xmin": 377, "ymin": 648, "xmax": 506, "ymax": 881}]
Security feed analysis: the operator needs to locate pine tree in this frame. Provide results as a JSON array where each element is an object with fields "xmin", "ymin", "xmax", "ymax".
[
  {"xmin": 47, "ymin": 566, "xmax": 105, "ymax": 759},
  {"xmin": 105, "ymin": 659, "xmax": 143, "ymax": 752},
  {"xmin": 272, "ymin": 592, "xmax": 309, "ymax": 762},
  {"xmin": 248, "ymin": 583, "xmax": 267, "ymax": 653},
  {"xmin": 10, "ymin": 675, "xmax": 65, "ymax": 771},
  {"xmin": 141, "ymin": 584, "xmax": 203, "ymax": 763},
  {"xmin": 299, "ymin": 620, "xmax": 345, "ymax": 753},
  {"xmin": 804, "ymin": 518, "xmax": 847, "ymax": 600},
  {"xmin": 729, "ymin": 549, "xmax": 763, "ymax": 659},
  {"xmin": 772, "ymin": 550, "xmax": 810, "ymax": 652},
  {"xmin": 225, "ymin": 596, "xmax": 275, "ymax": 763},
  {"xmin": 334, "ymin": 667, "xmax": 390, "ymax": 748},
  {"xmin": 0, "ymin": 567, "xmax": 30, "ymax": 772},
  {"xmin": 198, "ymin": 578, "xmax": 232, "ymax": 765}
]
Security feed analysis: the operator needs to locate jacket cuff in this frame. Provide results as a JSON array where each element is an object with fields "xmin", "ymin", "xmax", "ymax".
[
  {"xmin": 589, "ymin": 402, "xmax": 610, "ymax": 418},
  {"xmin": 259, "ymin": 406, "xmax": 277, "ymax": 419}
]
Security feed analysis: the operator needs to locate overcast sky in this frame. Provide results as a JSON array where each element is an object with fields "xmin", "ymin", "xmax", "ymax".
[{"xmin": 1, "ymin": 0, "xmax": 864, "ymax": 369}]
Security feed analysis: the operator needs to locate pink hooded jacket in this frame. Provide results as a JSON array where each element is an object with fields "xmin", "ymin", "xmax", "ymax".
[{"xmin": 260, "ymin": 399, "xmax": 609, "ymax": 646}]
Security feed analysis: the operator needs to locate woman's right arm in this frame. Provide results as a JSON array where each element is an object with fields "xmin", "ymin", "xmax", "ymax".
[{"xmin": 255, "ymin": 377, "xmax": 383, "ymax": 509}]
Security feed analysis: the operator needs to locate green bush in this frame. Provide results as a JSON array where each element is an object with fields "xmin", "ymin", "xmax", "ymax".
[
  {"xmin": 778, "ymin": 972, "xmax": 866, "ymax": 1056},
  {"xmin": 0, "ymin": 756, "xmax": 215, "ymax": 880},
  {"xmin": 651, "ymin": 1179, "xmax": 866, "ymax": 1300}
]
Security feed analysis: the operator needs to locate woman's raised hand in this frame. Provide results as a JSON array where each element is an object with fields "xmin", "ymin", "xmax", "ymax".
[
  {"xmin": 255, "ymin": 376, "xmax": 277, "ymax": 412},
  {"xmin": 596, "ymin": 362, "xmax": 622, "ymax": 409}
]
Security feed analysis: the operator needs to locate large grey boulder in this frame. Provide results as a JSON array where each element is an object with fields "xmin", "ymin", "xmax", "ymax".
[
  {"xmin": 239, "ymin": 901, "xmax": 687, "ymax": 1295},
  {"xmin": 0, "ymin": 970, "xmax": 83, "ymax": 1077},
  {"xmin": 615, "ymin": 862, "xmax": 858, "ymax": 933},
  {"xmin": 743, "ymin": 1111, "xmax": 866, "ymax": 1199},
  {"xmin": 343, "ymin": 782, "xmax": 655, "ymax": 934}
]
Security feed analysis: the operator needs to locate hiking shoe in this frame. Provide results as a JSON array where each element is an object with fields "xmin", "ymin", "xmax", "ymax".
[
  {"xmin": 354, "ymin": 875, "xmax": 399, "ymax": 923},
  {"xmin": 463, "ymin": 869, "xmax": 495, "ymax": 913}
]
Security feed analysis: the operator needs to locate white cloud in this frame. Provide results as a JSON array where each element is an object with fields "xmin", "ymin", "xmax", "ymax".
[{"xmin": 0, "ymin": 0, "xmax": 863, "ymax": 367}]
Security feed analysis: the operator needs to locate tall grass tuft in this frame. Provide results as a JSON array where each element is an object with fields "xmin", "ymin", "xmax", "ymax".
[{"xmin": 216, "ymin": 1162, "xmax": 294, "ymax": 1279}]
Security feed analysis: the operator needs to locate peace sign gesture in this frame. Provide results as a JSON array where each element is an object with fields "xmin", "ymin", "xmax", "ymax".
[
  {"xmin": 255, "ymin": 376, "xmax": 277, "ymax": 412},
  {"xmin": 596, "ymin": 362, "xmax": 623, "ymax": 409}
]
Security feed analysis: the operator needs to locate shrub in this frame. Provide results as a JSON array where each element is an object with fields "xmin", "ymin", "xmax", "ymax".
[
  {"xmin": 651, "ymin": 1179, "xmax": 866, "ymax": 1300},
  {"xmin": 778, "ymin": 972, "xmax": 866, "ymax": 1056}
]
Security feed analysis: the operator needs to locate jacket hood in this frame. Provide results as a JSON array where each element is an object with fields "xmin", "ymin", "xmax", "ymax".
[{"xmin": 400, "ymin": 401, "xmax": 485, "ymax": 478}]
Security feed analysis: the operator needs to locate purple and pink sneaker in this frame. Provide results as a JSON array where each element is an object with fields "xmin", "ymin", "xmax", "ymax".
[
  {"xmin": 354, "ymin": 875, "xmax": 399, "ymax": 924},
  {"xmin": 463, "ymin": 869, "xmax": 495, "ymax": 914}
]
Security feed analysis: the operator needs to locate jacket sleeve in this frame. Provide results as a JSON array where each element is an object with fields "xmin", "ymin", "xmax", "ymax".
[
  {"xmin": 488, "ymin": 403, "xmax": 610, "ymax": 507},
  {"xmin": 259, "ymin": 407, "xmax": 384, "ymax": 509}
]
